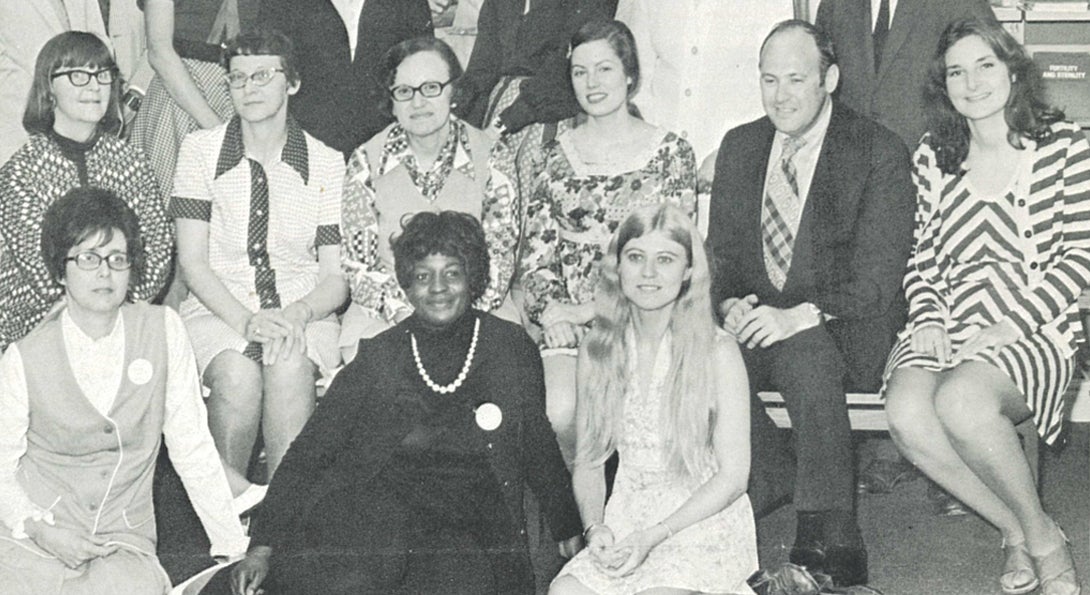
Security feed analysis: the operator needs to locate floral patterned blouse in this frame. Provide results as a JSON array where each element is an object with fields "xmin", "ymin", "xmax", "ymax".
[
  {"xmin": 519, "ymin": 127, "xmax": 697, "ymax": 327},
  {"xmin": 341, "ymin": 117, "xmax": 517, "ymax": 324}
]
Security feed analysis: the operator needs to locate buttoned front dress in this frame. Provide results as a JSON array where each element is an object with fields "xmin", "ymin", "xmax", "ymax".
[
  {"xmin": 885, "ymin": 124, "xmax": 1090, "ymax": 444},
  {"xmin": 171, "ymin": 117, "xmax": 343, "ymax": 377}
]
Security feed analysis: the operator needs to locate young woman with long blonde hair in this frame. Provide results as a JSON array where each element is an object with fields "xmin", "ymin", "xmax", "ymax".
[{"xmin": 551, "ymin": 204, "xmax": 757, "ymax": 595}]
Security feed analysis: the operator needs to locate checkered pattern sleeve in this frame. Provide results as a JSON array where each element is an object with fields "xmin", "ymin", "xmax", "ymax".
[
  {"xmin": 903, "ymin": 139, "xmax": 950, "ymax": 330},
  {"xmin": 170, "ymin": 134, "xmax": 214, "ymax": 222},
  {"xmin": 0, "ymin": 147, "xmax": 65, "ymax": 310},
  {"xmin": 315, "ymin": 149, "xmax": 342, "ymax": 247},
  {"xmin": 123, "ymin": 144, "xmax": 173, "ymax": 303},
  {"xmin": 477, "ymin": 163, "xmax": 518, "ymax": 311},
  {"xmin": 340, "ymin": 147, "xmax": 412, "ymax": 323}
]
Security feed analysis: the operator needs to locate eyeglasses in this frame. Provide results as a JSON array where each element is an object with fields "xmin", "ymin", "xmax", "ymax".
[
  {"xmin": 51, "ymin": 68, "xmax": 116, "ymax": 87},
  {"xmin": 225, "ymin": 68, "xmax": 286, "ymax": 89},
  {"xmin": 66, "ymin": 252, "xmax": 132, "ymax": 271},
  {"xmin": 389, "ymin": 80, "xmax": 453, "ymax": 102}
]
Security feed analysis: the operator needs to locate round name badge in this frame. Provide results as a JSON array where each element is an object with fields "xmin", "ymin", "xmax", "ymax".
[
  {"xmin": 475, "ymin": 402, "xmax": 503, "ymax": 431},
  {"xmin": 127, "ymin": 359, "xmax": 153, "ymax": 386}
]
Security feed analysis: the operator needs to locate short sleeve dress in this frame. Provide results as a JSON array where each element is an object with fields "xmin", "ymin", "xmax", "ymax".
[
  {"xmin": 518, "ymin": 127, "xmax": 697, "ymax": 335},
  {"xmin": 883, "ymin": 123, "xmax": 1090, "ymax": 445},
  {"xmin": 171, "ymin": 118, "xmax": 343, "ymax": 378},
  {"xmin": 554, "ymin": 332, "xmax": 758, "ymax": 594}
]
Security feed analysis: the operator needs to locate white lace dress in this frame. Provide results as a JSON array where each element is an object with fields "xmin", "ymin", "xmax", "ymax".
[{"xmin": 554, "ymin": 337, "xmax": 758, "ymax": 594}]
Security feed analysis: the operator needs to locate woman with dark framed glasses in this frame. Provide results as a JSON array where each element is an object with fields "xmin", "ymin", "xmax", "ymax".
[
  {"xmin": 339, "ymin": 36, "xmax": 520, "ymax": 363},
  {"xmin": 0, "ymin": 188, "xmax": 247, "ymax": 594},
  {"xmin": 0, "ymin": 31, "xmax": 172, "ymax": 352}
]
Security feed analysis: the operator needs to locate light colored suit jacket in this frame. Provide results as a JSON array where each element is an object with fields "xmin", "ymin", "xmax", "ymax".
[{"xmin": 0, "ymin": 0, "xmax": 107, "ymax": 164}]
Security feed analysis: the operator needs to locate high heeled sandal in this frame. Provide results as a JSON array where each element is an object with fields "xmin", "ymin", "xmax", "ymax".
[
  {"xmin": 1033, "ymin": 525, "xmax": 1081, "ymax": 595},
  {"xmin": 1000, "ymin": 538, "xmax": 1038, "ymax": 595}
]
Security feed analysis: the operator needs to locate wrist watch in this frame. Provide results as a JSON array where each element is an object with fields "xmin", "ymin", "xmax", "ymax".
[{"xmin": 122, "ymin": 88, "xmax": 144, "ymax": 113}]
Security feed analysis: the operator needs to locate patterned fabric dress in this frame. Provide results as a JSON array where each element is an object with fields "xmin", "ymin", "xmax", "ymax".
[
  {"xmin": 884, "ymin": 124, "xmax": 1090, "ymax": 444},
  {"xmin": 171, "ymin": 118, "xmax": 343, "ymax": 378},
  {"xmin": 0, "ymin": 133, "xmax": 173, "ymax": 350},
  {"xmin": 555, "ymin": 334, "xmax": 758, "ymax": 595},
  {"xmin": 519, "ymin": 127, "xmax": 697, "ymax": 332}
]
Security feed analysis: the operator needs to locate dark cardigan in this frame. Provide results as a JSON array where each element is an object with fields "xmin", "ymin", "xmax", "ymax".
[{"xmin": 250, "ymin": 310, "xmax": 582, "ymax": 555}]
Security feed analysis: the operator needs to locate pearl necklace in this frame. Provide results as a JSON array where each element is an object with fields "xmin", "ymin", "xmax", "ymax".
[{"xmin": 411, "ymin": 317, "xmax": 480, "ymax": 394}]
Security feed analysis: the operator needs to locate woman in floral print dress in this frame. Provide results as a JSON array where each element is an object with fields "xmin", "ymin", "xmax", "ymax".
[{"xmin": 518, "ymin": 20, "xmax": 696, "ymax": 464}]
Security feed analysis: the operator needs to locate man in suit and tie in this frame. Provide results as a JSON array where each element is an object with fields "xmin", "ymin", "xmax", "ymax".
[
  {"xmin": 815, "ymin": 0, "xmax": 996, "ymax": 508},
  {"xmin": 816, "ymin": 0, "xmax": 997, "ymax": 150},
  {"xmin": 708, "ymin": 20, "xmax": 914, "ymax": 586}
]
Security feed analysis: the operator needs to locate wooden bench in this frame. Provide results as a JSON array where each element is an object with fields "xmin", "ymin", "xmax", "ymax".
[{"xmin": 757, "ymin": 391, "xmax": 1041, "ymax": 484}]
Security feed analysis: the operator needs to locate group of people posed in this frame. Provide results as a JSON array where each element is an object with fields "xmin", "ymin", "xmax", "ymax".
[{"xmin": 0, "ymin": 1, "xmax": 1086, "ymax": 595}]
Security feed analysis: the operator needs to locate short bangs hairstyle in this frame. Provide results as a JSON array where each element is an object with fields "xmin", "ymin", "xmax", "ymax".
[
  {"xmin": 41, "ymin": 187, "xmax": 145, "ymax": 287},
  {"xmin": 570, "ymin": 20, "xmax": 640, "ymax": 97},
  {"xmin": 24, "ymin": 31, "xmax": 123, "ymax": 136},
  {"xmin": 760, "ymin": 19, "xmax": 838, "ymax": 84},
  {"xmin": 380, "ymin": 36, "xmax": 463, "ymax": 116},
  {"xmin": 924, "ymin": 17, "xmax": 1063, "ymax": 175},
  {"xmin": 391, "ymin": 211, "xmax": 490, "ymax": 302},
  {"xmin": 221, "ymin": 27, "xmax": 300, "ymax": 86}
]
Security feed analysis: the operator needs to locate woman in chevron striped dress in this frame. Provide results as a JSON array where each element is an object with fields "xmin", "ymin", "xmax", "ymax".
[{"xmin": 883, "ymin": 18, "xmax": 1087, "ymax": 595}]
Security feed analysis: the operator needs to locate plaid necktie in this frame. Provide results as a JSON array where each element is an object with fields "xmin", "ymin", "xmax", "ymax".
[{"xmin": 762, "ymin": 136, "xmax": 806, "ymax": 290}]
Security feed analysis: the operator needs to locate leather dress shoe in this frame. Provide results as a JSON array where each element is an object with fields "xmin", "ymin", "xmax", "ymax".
[
  {"xmin": 824, "ymin": 543, "xmax": 868, "ymax": 587},
  {"xmin": 789, "ymin": 539, "xmax": 827, "ymax": 572},
  {"xmin": 790, "ymin": 511, "xmax": 827, "ymax": 571}
]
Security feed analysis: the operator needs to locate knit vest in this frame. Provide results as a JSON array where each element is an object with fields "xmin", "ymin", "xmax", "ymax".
[
  {"xmin": 17, "ymin": 303, "xmax": 168, "ymax": 554},
  {"xmin": 363, "ymin": 122, "xmax": 493, "ymax": 266}
]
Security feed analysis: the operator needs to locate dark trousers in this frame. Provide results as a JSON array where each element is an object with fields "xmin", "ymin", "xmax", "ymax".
[{"xmin": 744, "ymin": 317, "xmax": 893, "ymax": 516}]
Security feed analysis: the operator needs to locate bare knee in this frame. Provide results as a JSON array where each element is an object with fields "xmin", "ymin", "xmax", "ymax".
[
  {"xmin": 204, "ymin": 351, "xmax": 262, "ymax": 411},
  {"xmin": 933, "ymin": 379, "xmax": 1001, "ymax": 439},
  {"xmin": 884, "ymin": 371, "xmax": 938, "ymax": 449}
]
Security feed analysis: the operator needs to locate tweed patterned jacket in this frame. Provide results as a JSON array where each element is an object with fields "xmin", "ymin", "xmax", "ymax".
[{"xmin": 0, "ymin": 133, "xmax": 173, "ymax": 349}]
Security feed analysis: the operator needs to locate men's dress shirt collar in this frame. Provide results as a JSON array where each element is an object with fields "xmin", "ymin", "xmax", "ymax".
[
  {"xmin": 214, "ymin": 115, "xmax": 310, "ymax": 183},
  {"xmin": 871, "ymin": 0, "xmax": 899, "ymax": 31},
  {"xmin": 769, "ymin": 97, "xmax": 834, "ymax": 203}
]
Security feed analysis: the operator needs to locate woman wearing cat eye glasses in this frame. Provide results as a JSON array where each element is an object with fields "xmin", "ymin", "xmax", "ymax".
[
  {"xmin": 339, "ymin": 35, "xmax": 521, "ymax": 363},
  {"xmin": 0, "ymin": 31, "xmax": 173, "ymax": 352}
]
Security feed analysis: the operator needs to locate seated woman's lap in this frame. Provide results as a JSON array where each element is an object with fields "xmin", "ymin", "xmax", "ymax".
[{"xmin": 886, "ymin": 362, "xmax": 1031, "ymax": 436}]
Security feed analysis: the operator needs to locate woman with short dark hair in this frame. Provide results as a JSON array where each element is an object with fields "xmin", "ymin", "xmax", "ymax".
[
  {"xmin": 0, "ymin": 188, "xmax": 247, "ymax": 594},
  {"xmin": 0, "ymin": 31, "xmax": 172, "ymax": 351},
  {"xmin": 227, "ymin": 210, "xmax": 580, "ymax": 595},
  {"xmin": 339, "ymin": 35, "xmax": 519, "ymax": 362},
  {"xmin": 884, "ymin": 18, "xmax": 1089, "ymax": 595}
]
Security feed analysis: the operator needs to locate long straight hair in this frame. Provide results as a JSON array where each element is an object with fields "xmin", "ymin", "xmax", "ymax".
[{"xmin": 576, "ymin": 204, "xmax": 718, "ymax": 479}]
